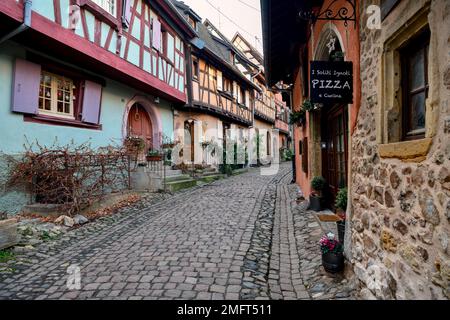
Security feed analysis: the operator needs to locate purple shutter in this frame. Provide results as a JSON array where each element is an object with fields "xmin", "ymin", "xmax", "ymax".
[
  {"xmin": 152, "ymin": 18, "xmax": 161, "ymax": 51},
  {"xmin": 82, "ymin": 80, "xmax": 102, "ymax": 124},
  {"xmin": 122, "ymin": 0, "xmax": 132, "ymax": 28},
  {"xmin": 12, "ymin": 59, "xmax": 41, "ymax": 114}
]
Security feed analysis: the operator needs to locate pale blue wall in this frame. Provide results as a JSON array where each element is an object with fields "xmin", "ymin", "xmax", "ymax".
[{"xmin": 0, "ymin": 41, "xmax": 174, "ymax": 215}]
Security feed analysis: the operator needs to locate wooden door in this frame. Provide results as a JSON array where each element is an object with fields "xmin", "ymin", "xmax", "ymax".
[
  {"xmin": 322, "ymin": 105, "xmax": 348, "ymax": 208},
  {"xmin": 184, "ymin": 121, "xmax": 194, "ymax": 163},
  {"xmin": 128, "ymin": 104, "xmax": 153, "ymax": 151}
]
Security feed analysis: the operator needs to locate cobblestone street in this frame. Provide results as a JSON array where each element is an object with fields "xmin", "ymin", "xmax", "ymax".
[{"xmin": 0, "ymin": 163, "xmax": 355, "ymax": 300}]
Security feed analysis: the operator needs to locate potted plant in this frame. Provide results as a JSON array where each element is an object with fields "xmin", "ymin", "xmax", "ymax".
[
  {"xmin": 331, "ymin": 51, "xmax": 345, "ymax": 62},
  {"xmin": 335, "ymin": 187, "xmax": 348, "ymax": 243},
  {"xmin": 310, "ymin": 176, "xmax": 326, "ymax": 211},
  {"xmin": 124, "ymin": 136, "xmax": 146, "ymax": 153},
  {"xmin": 289, "ymin": 109, "xmax": 306, "ymax": 126},
  {"xmin": 146, "ymin": 149, "xmax": 162, "ymax": 161},
  {"xmin": 320, "ymin": 232, "xmax": 344, "ymax": 273}
]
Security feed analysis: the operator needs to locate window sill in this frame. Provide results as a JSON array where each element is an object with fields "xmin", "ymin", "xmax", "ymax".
[
  {"xmin": 24, "ymin": 114, "xmax": 102, "ymax": 130},
  {"xmin": 378, "ymin": 138, "xmax": 432, "ymax": 162},
  {"xmin": 80, "ymin": 0, "xmax": 120, "ymax": 30},
  {"xmin": 218, "ymin": 91, "xmax": 234, "ymax": 100}
]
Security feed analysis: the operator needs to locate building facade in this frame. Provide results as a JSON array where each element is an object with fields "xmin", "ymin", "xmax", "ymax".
[
  {"xmin": 0, "ymin": 0, "xmax": 195, "ymax": 214},
  {"xmin": 172, "ymin": 0, "xmax": 281, "ymax": 168},
  {"xmin": 351, "ymin": 0, "xmax": 450, "ymax": 299},
  {"xmin": 261, "ymin": 0, "xmax": 450, "ymax": 299}
]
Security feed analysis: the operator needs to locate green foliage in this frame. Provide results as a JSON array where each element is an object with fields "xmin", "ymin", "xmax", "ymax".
[
  {"xmin": 0, "ymin": 249, "xmax": 15, "ymax": 263},
  {"xmin": 280, "ymin": 148, "xmax": 294, "ymax": 161},
  {"xmin": 289, "ymin": 109, "xmax": 306, "ymax": 125},
  {"xmin": 311, "ymin": 176, "xmax": 326, "ymax": 192},
  {"xmin": 301, "ymin": 99, "xmax": 313, "ymax": 112},
  {"xmin": 147, "ymin": 149, "xmax": 161, "ymax": 156},
  {"xmin": 335, "ymin": 188, "xmax": 348, "ymax": 211}
]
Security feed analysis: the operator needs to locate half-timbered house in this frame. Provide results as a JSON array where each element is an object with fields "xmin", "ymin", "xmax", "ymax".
[
  {"xmin": 232, "ymin": 32, "xmax": 291, "ymax": 159},
  {"xmin": 0, "ymin": 0, "xmax": 196, "ymax": 214},
  {"xmin": 171, "ymin": 1, "xmax": 261, "ymax": 168}
]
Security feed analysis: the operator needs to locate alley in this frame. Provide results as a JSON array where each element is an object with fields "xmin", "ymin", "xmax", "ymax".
[{"xmin": 0, "ymin": 163, "xmax": 354, "ymax": 300}]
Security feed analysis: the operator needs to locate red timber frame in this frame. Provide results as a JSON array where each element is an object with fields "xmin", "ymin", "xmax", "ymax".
[{"xmin": 0, "ymin": 0, "xmax": 194, "ymax": 104}]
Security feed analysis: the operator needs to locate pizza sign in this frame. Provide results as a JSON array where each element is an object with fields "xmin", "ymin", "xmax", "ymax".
[{"xmin": 310, "ymin": 61, "xmax": 353, "ymax": 104}]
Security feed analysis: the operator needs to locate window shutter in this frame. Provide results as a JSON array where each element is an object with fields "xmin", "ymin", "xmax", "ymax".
[
  {"xmin": 245, "ymin": 90, "xmax": 250, "ymax": 107},
  {"xmin": 11, "ymin": 59, "xmax": 40, "ymax": 115},
  {"xmin": 82, "ymin": 80, "xmax": 102, "ymax": 124},
  {"xmin": 217, "ymin": 71, "xmax": 223, "ymax": 91},
  {"xmin": 232, "ymin": 82, "xmax": 237, "ymax": 99},
  {"xmin": 122, "ymin": 0, "xmax": 132, "ymax": 28},
  {"xmin": 152, "ymin": 18, "xmax": 162, "ymax": 51},
  {"xmin": 302, "ymin": 137, "xmax": 308, "ymax": 173}
]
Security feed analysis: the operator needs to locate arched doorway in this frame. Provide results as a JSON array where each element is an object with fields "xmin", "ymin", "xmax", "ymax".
[
  {"xmin": 127, "ymin": 103, "xmax": 153, "ymax": 152},
  {"xmin": 314, "ymin": 25, "xmax": 349, "ymax": 209}
]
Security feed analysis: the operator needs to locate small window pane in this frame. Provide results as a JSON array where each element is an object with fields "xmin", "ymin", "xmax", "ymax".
[
  {"xmin": 408, "ymin": 48, "xmax": 425, "ymax": 90},
  {"xmin": 410, "ymin": 92, "xmax": 426, "ymax": 131},
  {"xmin": 44, "ymin": 99, "xmax": 51, "ymax": 110}
]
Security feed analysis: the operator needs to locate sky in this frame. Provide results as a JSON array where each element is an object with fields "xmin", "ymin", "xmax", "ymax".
[{"xmin": 179, "ymin": 0, "xmax": 264, "ymax": 53}]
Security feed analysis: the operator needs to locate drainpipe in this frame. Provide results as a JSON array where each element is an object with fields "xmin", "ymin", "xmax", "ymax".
[{"xmin": 0, "ymin": 0, "xmax": 32, "ymax": 45}]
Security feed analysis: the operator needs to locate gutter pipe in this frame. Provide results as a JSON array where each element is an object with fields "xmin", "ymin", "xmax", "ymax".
[{"xmin": 0, "ymin": 0, "xmax": 32, "ymax": 45}]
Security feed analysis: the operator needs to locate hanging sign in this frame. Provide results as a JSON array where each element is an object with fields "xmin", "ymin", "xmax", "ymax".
[{"xmin": 310, "ymin": 61, "xmax": 353, "ymax": 104}]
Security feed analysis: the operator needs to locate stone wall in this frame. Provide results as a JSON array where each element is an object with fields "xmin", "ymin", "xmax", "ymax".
[{"xmin": 351, "ymin": 0, "xmax": 450, "ymax": 299}]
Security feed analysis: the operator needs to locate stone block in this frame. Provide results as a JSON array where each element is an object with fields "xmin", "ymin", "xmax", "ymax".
[{"xmin": 0, "ymin": 218, "xmax": 18, "ymax": 250}]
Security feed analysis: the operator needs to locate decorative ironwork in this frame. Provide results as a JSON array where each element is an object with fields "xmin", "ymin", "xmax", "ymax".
[{"xmin": 299, "ymin": 0, "xmax": 356, "ymax": 28}]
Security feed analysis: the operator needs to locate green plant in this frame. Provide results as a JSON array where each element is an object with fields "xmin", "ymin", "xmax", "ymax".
[
  {"xmin": 331, "ymin": 51, "xmax": 345, "ymax": 61},
  {"xmin": 311, "ymin": 176, "xmax": 326, "ymax": 193},
  {"xmin": 0, "ymin": 249, "xmax": 15, "ymax": 263},
  {"xmin": 40, "ymin": 230, "xmax": 57, "ymax": 242},
  {"xmin": 125, "ymin": 136, "xmax": 146, "ymax": 151},
  {"xmin": 319, "ymin": 233, "xmax": 343, "ymax": 254},
  {"xmin": 289, "ymin": 109, "xmax": 306, "ymax": 125},
  {"xmin": 147, "ymin": 149, "xmax": 161, "ymax": 157},
  {"xmin": 280, "ymin": 148, "xmax": 294, "ymax": 161},
  {"xmin": 335, "ymin": 187, "xmax": 348, "ymax": 212},
  {"xmin": 301, "ymin": 99, "xmax": 313, "ymax": 112}
]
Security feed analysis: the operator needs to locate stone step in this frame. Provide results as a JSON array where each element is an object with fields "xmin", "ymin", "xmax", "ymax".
[
  {"xmin": 165, "ymin": 179, "xmax": 197, "ymax": 192},
  {"xmin": 164, "ymin": 169, "xmax": 183, "ymax": 177},
  {"xmin": 165, "ymin": 174, "xmax": 192, "ymax": 183},
  {"xmin": 197, "ymin": 174, "xmax": 226, "ymax": 184}
]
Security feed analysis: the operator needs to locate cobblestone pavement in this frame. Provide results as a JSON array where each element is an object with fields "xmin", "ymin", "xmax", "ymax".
[{"xmin": 0, "ymin": 163, "xmax": 356, "ymax": 300}]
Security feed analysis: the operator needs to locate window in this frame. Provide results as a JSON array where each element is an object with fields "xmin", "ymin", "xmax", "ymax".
[
  {"xmin": 91, "ymin": 0, "xmax": 116, "ymax": 16},
  {"xmin": 39, "ymin": 71, "xmax": 75, "ymax": 119},
  {"xmin": 223, "ymin": 78, "xmax": 232, "ymax": 94},
  {"xmin": 187, "ymin": 16, "xmax": 196, "ymax": 30},
  {"xmin": 192, "ymin": 57, "xmax": 199, "ymax": 80},
  {"xmin": 239, "ymin": 87, "xmax": 245, "ymax": 105},
  {"xmin": 401, "ymin": 28, "xmax": 430, "ymax": 140}
]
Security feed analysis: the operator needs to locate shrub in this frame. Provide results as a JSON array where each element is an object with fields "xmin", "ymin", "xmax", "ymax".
[
  {"xmin": 311, "ymin": 176, "xmax": 326, "ymax": 192},
  {"xmin": 335, "ymin": 188, "xmax": 348, "ymax": 211}
]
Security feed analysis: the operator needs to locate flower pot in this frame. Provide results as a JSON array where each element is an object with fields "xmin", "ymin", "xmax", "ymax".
[
  {"xmin": 336, "ymin": 220, "xmax": 346, "ymax": 243},
  {"xmin": 309, "ymin": 195, "xmax": 323, "ymax": 212},
  {"xmin": 146, "ymin": 155, "xmax": 162, "ymax": 161},
  {"xmin": 322, "ymin": 251, "xmax": 344, "ymax": 273}
]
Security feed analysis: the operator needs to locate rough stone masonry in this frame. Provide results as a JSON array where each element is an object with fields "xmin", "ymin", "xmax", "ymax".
[{"xmin": 351, "ymin": 0, "xmax": 450, "ymax": 300}]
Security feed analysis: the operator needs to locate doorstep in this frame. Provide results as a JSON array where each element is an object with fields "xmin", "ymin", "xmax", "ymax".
[{"xmin": 312, "ymin": 209, "xmax": 340, "ymax": 236}]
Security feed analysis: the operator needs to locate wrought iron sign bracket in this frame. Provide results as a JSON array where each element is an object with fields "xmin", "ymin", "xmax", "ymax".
[{"xmin": 299, "ymin": 0, "xmax": 356, "ymax": 28}]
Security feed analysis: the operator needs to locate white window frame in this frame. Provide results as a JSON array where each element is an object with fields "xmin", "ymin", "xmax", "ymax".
[
  {"xmin": 91, "ymin": 0, "xmax": 116, "ymax": 16},
  {"xmin": 39, "ymin": 71, "xmax": 75, "ymax": 120}
]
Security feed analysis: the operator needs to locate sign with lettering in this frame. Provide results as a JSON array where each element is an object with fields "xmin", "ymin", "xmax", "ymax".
[{"xmin": 310, "ymin": 61, "xmax": 353, "ymax": 104}]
